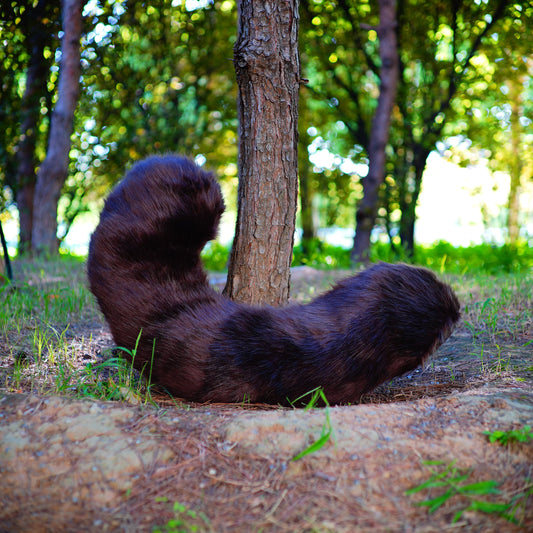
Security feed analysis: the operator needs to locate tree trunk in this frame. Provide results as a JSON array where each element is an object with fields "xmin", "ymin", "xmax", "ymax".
[
  {"xmin": 351, "ymin": 0, "xmax": 399, "ymax": 264},
  {"xmin": 398, "ymin": 145, "xmax": 430, "ymax": 256},
  {"xmin": 15, "ymin": 0, "xmax": 52, "ymax": 255},
  {"xmin": 223, "ymin": 0, "xmax": 300, "ymax": 306},
  {"xmin": 0, "ymin": 221, "xmax": 13, "ymax": 282},
  {"xmin": 31, "ymin": 0, "xmax": 83, "ymax": 255},
  {"xmin": 506, "ymin": 79, "xmax": 523, "ymax": 245},
  {"xmin": 298, "ymin": 115, "xmax": 316, "ymax": 250}
]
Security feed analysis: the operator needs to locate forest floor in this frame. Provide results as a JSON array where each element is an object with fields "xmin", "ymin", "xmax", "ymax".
[{"xmin": 0, "ymin": 260, "xmax": 532, "ymax": 532}]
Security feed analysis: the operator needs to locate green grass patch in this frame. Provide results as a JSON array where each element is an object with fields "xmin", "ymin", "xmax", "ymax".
[
  {"xmin": 484, "ymin": 425, "xmax": 533, "ymax": 446},
  {"xmin": 0, "ymin": 255, "xmax": 155, "ymax": 403},
  {"xmin": 152, "ymin": 498, "xmax": 211, "ymax": 533},
  {"xmin": 414, "ymin": 241, "xmax": 533, "ymax": 274},
  {"xmin": 407, "ymin": 460, "xmax": 531, "ymax": 525}
]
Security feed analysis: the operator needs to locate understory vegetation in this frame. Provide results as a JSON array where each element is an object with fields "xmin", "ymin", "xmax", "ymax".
[{"xmin": 199, "ymin": 238, "xmax": 533, "ymax": 274}]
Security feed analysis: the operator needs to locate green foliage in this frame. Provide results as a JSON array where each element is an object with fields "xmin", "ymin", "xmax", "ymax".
[
  {"xmin": 200, "ymin": 241, "xmax": 230, "ymax": 272},
  {"xmin": 484, "ymin": 425, "xmax": 533, "ymax": 446},
  {"xmin": 289, "ymin": 387, "xmax": 334, "ymax": 461},
  {"xmin": 292, "ymin": 239, "xmax": 351, "ymax": 269},
  {"xmin": 80, "ymin": 0, "xmax": 238, "ymax": 191},
  {"xmin": 300, "ymin": 0, "xmax": 532, "ymax": 249},
  {"xmin": 414, "ymin": 241, "xmax": 533, "ymax": 274},
  {"xmin": 153, "ymin": 498, "xmax": 210, "ymax": 533},
  {"xmin": 292, "ymin": 240, "xmax": 533, "ymax": 274},
  {"xmin": 407, "ymin": 460, "xmax": 528, "ymax": 525},
  {"xmin": 202, "ymin": 239, "xmax": 533, "ymax": 274}
]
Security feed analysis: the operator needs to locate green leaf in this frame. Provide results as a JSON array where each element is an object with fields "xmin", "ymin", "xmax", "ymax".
[
  {"xmin": 421, "ymin": 460, "xmax": 446, "ymax": 466},
  {"xmin": 468, "ymin": 500, "xmax": 512, "ymax": 513},
  {"xmin": 292, "ymin": 429, "xmax": 332, "ymax": 461},
  {"xmin": 460, "ymin": 480, "xmax": 500, "ymax": 495},
  {"xmin": 448, "ymin": 473, "xmax": 470, "ymax": 484},
  {"xmin": 417, "ymin": 489, "xmax": 455, "ymax": 513},
  {"xmin": 405, "ymin": 478, "xmax": 450, "ymax": 495}
]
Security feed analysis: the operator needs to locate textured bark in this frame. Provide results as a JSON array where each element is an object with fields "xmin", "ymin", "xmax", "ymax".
[
  {"xmin": 223, "ymin": 0, "xmax": 300, "ymax": 306},
  {"xmin": 31, "ymin": 0, "xmax": 83, "ymax": 255},
  {"xmin": 15, "ymin": 0, "xmax": 52, "ymax": 254},
  {"xmin": 351, "ymin": 0, "xmax": 399, "ymax": 264}
]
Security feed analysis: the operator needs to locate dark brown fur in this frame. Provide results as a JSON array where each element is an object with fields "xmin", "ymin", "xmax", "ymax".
[{"xmin": 87, "ymin": 155, "xmax": 460, "ymax": 405}]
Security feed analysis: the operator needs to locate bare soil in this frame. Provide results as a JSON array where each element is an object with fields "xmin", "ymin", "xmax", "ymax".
[{"xmin": 1, "ymin": 266, "xmax": 532, "ymax": 532}]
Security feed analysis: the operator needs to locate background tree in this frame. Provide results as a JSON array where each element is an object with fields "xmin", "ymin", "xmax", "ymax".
[
  {"xmin": 351, "ymin": 0, "xmax": 398, "ymax": 263},
  {"xmin": 0, "ymin": 1, "xmax": 60, "ymax": 253},
  {"xmin": 298, "ymin": 95, "xmax": 318, "ymax": 250},
  {"xmin": 32, "ymin": 0, "xmax": 84, "ymax": 255},
  {"xmin": 223, "ymin": 0, "xmax": 300, "ymax": 305},
  {"xmin": 391, "ymin": 0, "xmax": 512, "ymax": 254}
]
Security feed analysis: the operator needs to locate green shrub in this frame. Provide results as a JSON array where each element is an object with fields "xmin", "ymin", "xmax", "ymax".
[
  {"xmin": 201, "ymin": 238, "xmax": 532, "ymax": 274},
  {"xmin": 292, "ymin": 238, "xmax": 351, "ymax": 269},
  {"xmin": 415, "ymin": 241, "xmax": 533, "ymax": 274}
]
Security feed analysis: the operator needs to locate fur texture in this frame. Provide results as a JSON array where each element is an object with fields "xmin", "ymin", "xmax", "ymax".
[{"xmin": 87, "ymin": 155, "xmax": 460, "ymax": 405}]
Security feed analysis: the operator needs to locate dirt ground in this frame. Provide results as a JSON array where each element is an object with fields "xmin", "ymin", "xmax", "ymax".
[{"xmin": 0, "ymin": 267, "xmax": 532, "ymax": 532}]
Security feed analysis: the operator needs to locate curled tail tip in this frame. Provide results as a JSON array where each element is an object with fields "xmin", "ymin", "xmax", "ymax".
[
  {"xmin": 89, "ymin": 154, "xmax": 225, "ymax": 275},
  {"xmin": 124, "ymin": 154, "xmax": 223, "ymax": 203},
  {"xmin": 103, "ymin": 153, "xmax": 224, "ymax": 230}
]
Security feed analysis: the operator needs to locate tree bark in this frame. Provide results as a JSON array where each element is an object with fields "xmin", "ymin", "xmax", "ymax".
[
  {"xmin": 223, "ymin": 0, "xmax": 300, "ymax": 306},
  {"xmin": 298, "ymin": 115, "xmax": 316, "ymax": 250},
  {"xmin": 351, "ymin": 0, "xmax": 399, "ymax": 264},
  {"xmin": 506, "ymin": 78, "xmax": 523, "ymax": 245},
  {"xmin": 15, "ymin": 0, "xmax": 53, "ymax": 255},
  {"xmin": 31, "ymin": 0, "xmax": 83, "ymax": 255}
]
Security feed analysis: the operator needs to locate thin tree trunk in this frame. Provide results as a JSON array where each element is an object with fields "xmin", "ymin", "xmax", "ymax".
[
  {"xmin": 31, "ymin": 0, "xmax": 83, "ymax": 255},
  {"xmin": 506, "ymin": 79, "xmax": 523, "ymax": 245},
  {"xmin": 351, "ymin": 0, "xmax": 399, "ymax": 264},
  {"xmin": 298, "ymin": 115, "xmax": 316, "ymax": 250},
  {"xmin": 15, "ymin": 0, "xmax": 51, "ymax": 255},
  {"xmin": 0, "ymin": 221, "xmax": 13, "ymax": 282},
  {"xmin": 223, "ymin": 0, "xmax": 300, "ymax": 306},
  {"xmin": 398, "ymin": 145, "xmax": 429, "ymax": 256}
]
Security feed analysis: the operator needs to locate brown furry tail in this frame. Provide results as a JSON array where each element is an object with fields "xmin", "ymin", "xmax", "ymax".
[{"xmin": 88, "ymin": 155, "xmax": 461, "ymax": 405}]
